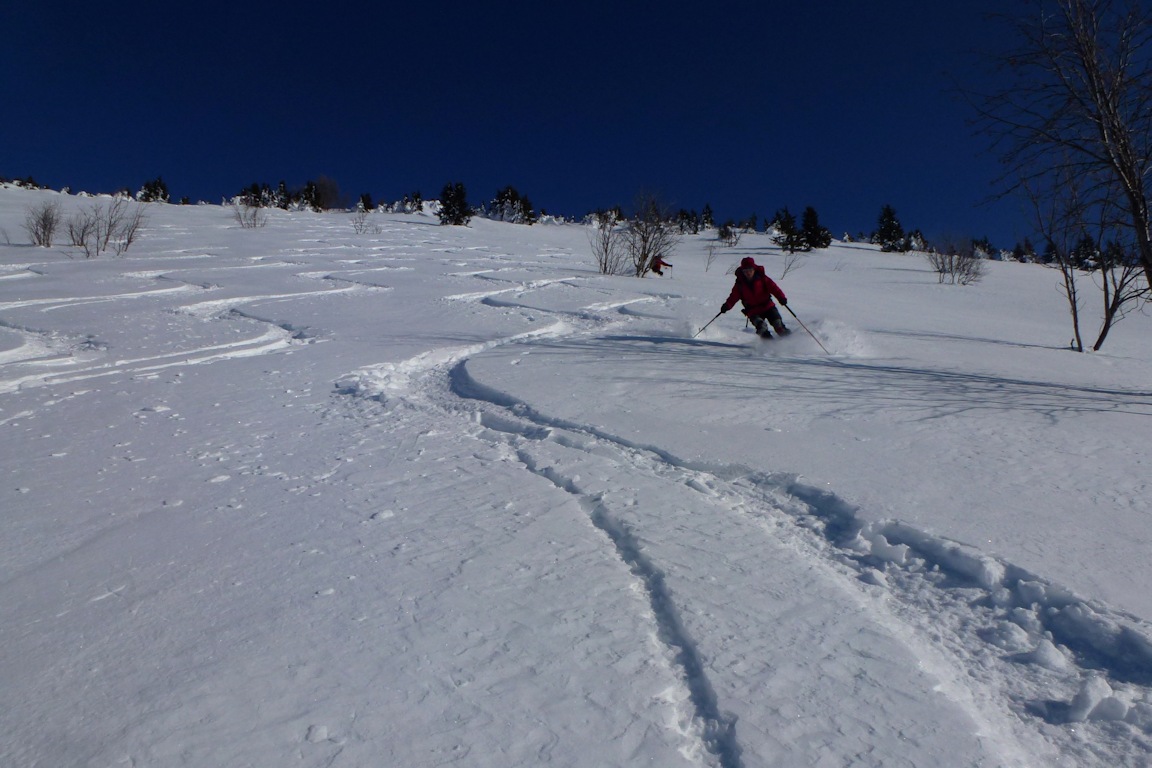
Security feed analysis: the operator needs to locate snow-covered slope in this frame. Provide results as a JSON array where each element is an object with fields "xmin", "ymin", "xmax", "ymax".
[{"xmin": 2, "ymin": 186, "xmax": 1151, "ymax": 766}]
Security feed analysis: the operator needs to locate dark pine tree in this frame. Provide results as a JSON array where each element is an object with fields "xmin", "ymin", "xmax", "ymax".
[
  {"xmin": 771, "ymin": 207, "xmax": 807, "ymax": 253},
  {"xmin": 489, "ymin": 186, "xmax": 535, "ymax": 224},
  {"xmin": 873, "ymin": 204, "xmax": 907, "ymax": 252},
  {"xmin": 298, "ymin": 181, "xmax": 321, "ymax": 212},
  {"xmin": 438, "ymin": 182, "xmax": 472, "ymax": 226},
  {"xmin": 137, "ymin": 176, "xmax": 170, "ymax": 203},
  {"xmin": 801, "ymin": 206, "xmax": 832, "ymax": 249},
  {"xmin": 701, "ymin": 203, "xmax": 715, "ymax": 230}
]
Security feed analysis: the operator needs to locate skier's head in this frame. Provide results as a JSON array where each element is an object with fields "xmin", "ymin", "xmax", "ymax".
[{"xmin": 739, "ymin": 257, "xmax": 757, "ymax": 278}]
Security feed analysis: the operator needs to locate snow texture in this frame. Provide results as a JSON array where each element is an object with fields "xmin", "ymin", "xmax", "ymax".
[{"xmin": 2, "ymin": 186, "xmax": 1152, "ymax": 766}]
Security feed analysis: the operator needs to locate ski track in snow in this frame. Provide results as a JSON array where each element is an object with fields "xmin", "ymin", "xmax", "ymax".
[
  {"xmin": 511, "ymin": 440, "xmax": 747, "ymax": 768},
  {"xmin": 0, "ymin": 272, "xmax": 336, "ymax": 394},
  {"xmin": 335, "ymin": 271, "xmax": 1152, "ymax": 766},
  {"xmin": 0, "ymin": 283, "xmax": 200, "ymax": 312},
  {"xmin": 5, "ymin": 208, "xmax": 1150, "ymax": 764}
]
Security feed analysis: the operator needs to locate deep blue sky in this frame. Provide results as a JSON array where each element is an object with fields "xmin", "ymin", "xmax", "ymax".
[{"xmin": 2, "ymin": 2, "xmax": 1030, "ymax": 246}]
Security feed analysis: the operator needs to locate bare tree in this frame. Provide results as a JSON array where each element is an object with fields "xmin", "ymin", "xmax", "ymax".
[
  {"xmin": 347, "ymin": 207, "xmax": 370, "ymax": 234},
  {"xmin": 622, "ymin": 194, "xmax": 680, "ymax": 278},
  {"xmin": 67, "ymin": 210, "xmax": 99, "ymax": 258},
  {"xmin": 1092, "ymin": 238, "xmax": 1147, "ymax": 349},
  {"xmin": 779, "ymin": 250, "xmax": 807, "ymax": 280},
  {"xmin": 66, "ymin": 198, "xmax": 148, "ymax": 258},
  {"xmin": 313, "ymin": 176, "xmax": 347, "ymax": 210},
  {"xmin": 978, "ymin": 0, "xmax": 1152, "ymax": 289},
  {"xmin": 1023, "ymin": 152, "xmax": 1148, "ymax": 350},
  {"xmin": 588, "ymin": 208, "xmax": 628, "ymax": 275},
  {"xmin": 926, "ymin": 236, "xmax": 987, "ymax": 285},
  {"xmin": 23, "ymin": 201, "xmax": 62, "ymax": 247},
  {"xmin": 108, "ymin": 197, "xmax": 147, "ymax": 255},
  {"xmin": 1025, "ymin": 166, "xmax": 1090, "ymax": 349},
  {"xmin": 232, "ymin": 202, "xmax": 268, "ymax": 229}
]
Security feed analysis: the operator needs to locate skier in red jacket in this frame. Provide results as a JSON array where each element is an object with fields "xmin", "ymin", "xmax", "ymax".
[
  {"xmin": 649, "ymin": 255, "xmax": 672, "ymax": 276},
  {"xmin": 720, "ymin": 257, "xmax": 791, "ymax": 338}
]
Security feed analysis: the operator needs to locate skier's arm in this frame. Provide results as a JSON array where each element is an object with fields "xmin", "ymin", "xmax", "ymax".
[
  {"xmin": 721, "ymin": 283, "xmax": 740, "ymax": 312},
  {"xmin": 767, "ymin": 278, "xmax": 787, "ymax": 305}
]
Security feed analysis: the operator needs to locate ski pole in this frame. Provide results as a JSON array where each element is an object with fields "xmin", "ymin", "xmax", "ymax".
[
  {"xmin": 692, "ymin": 311, "xmax": 723, "ymax": 338},
  {"xmin": 783, "ymin": 304, "xmax": 831, "ymax": 354}
]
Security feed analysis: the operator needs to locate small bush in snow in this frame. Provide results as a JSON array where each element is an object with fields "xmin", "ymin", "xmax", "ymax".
[
  {"xmin": 67, "ymin": 197, "xmax": 147, "ymax": 258},
  {"xmin": 927, "ymin": 237, "xmax": 986, "ymax": 285},
  {"xmin": 24, "ymin": 201, "xmax": 62, "ymax": 247},
  {"xmin": 232, "ymin": 202, "xmax": 268, "ymax": 229},
  {"xmin": 351, "ymin": 208, "xmax": 380, "ymax": 235}
]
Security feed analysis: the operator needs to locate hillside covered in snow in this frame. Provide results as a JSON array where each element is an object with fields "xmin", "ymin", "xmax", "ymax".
[{"xmin": 2, "ymin": 186, "xmax": 1152, "ymax": 766}]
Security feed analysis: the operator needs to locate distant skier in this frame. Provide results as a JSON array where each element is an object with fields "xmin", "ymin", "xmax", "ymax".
[
  {"xmin": 719, "ymin": 257, "xmax": 790, "ymax": 338},
  {"xmin": 649, "ymin": 255, "xmax": 672, "ymax": 276}
]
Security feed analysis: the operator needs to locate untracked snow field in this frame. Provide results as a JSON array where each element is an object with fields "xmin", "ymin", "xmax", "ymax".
[{"xmin": 2, "ymin": 186, "xmax": 1152, "ymax": 767}]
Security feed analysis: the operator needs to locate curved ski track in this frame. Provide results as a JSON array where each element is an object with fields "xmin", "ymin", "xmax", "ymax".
[
  {"xmin": 336, "ymin": 274, "xmax": 1152, "ymax": 767},
  {"xmin": 0, "ymin": 274, "xmax": 349, "ymax": 394}
]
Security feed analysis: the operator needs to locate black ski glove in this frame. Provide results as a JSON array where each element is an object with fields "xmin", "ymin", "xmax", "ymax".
[
  {"xmin": 779, "ymin": 298, "xmax": 788, "ymax": 306},
  {"xmin": 719, "ymin": 306, "xmax": 729, "ymax": 313}
]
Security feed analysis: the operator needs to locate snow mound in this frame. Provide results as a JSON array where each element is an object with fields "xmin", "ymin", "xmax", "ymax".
[
  {"xmin": 783, "ymin": 478, "xmax": 1152, "ymax": 734},
  {"xmin": 809, "ymin": 318, "xmax": 872, "ymax": 357}
]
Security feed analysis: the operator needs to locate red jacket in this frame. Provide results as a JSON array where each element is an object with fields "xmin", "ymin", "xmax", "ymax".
[{"xmin": 722, "ymin": 265, "xmax": 787, "ymax": 316}]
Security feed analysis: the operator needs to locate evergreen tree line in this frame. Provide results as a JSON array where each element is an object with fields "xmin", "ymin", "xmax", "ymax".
[
  {"xmin": 9, "ymin": 173, "xmax": 1047, "ymax": 265},
  {"xmin": 200, "ymin": 170, "xmax": 1128, "ymax": 273},
  {"xmin": 766, "ymin": 206, "xmax": 833, "ymax": 253},
  {"xmin": 232, "ymin": 178, "xmax": 344, "ymax": 212}
]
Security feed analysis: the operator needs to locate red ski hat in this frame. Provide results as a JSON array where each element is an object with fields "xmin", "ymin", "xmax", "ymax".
[{"xmin": 740, "ymin": 257, "xmax": 757, "ymax": 269}]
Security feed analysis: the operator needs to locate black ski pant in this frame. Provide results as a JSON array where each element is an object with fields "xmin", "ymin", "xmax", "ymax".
[{"xmin": 749, "ymin": 306, "xmax": 787, "ymax": 334}]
